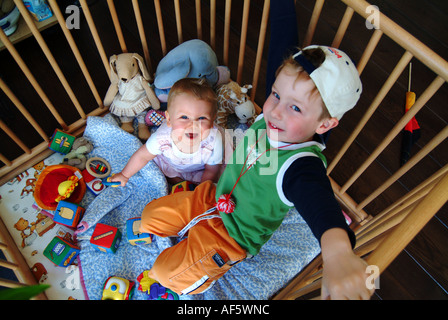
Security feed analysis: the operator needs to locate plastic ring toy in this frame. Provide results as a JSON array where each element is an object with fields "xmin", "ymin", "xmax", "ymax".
[{"xmin": 86, "ymin": 157, "xmax": 112, "ymax": 178}]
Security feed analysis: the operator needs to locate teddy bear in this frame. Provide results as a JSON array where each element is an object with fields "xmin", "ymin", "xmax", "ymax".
[
  {"xmin": 14, "ymin": 217, "xmax": 37, "ymax": 248},
  {"xmin": 62, "ymin": 137, "xmax": 94, "ymax": 170},
  {"xmin": 103, "ymin": 53, "xmax": 161, "ymax": 140},
  {"xmin": 215, "ymin": 81, "xmax": 256, "ymax": 129},
  {"xmin": 154, "ymin": 39, "xmax": 230, "ymax": 104}
]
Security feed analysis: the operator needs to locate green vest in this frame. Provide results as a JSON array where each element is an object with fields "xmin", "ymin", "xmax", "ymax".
[{"xmin": 216, "ymin": 117, "xmax": 326, "ymax": 256}]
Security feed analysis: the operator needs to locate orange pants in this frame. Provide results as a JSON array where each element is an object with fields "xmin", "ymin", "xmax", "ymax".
[{"xmin": 139, "ymin": 180, "xmax": 246, "ymax": 295}]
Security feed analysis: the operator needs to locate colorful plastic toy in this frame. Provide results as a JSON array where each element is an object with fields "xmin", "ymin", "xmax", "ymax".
[
  {"xmin": 48, "ymin": 129, "xmax": 76, "ymax": 154},
  {"xmin": 126, "ymin": 217, "xmax": 153, "ymax": 245},
  {"xmin": 171, "ymin": 180, "xmax": 197, "ymax": 194},
  {"xmin": 85, "ymin": 157, "xmax": 112, "ymax": 179},
  {"xmin": 102, "ymin": 176, "xmax": 121, "ymax": 187},
  {"xmin": 102, "ymin": 276, "xmax": 135, "ymax": 300},
  {"xmin": 43, "ymin": 236, "xmax": 80, "ymax": 267},
  {"xmin": 90, "ymin": 223, "xmax": 121, "ymax": 253},
  {"xmin": 81, "ymin": 168, "xmax": 106, "ymax": 196},
  {"xmin": 53, "ymin": 201, "xmax": 85, "ymax": 229},
  {"xmin": 137, "ymin": 270, "xmax": 179, "ymax": 300}
]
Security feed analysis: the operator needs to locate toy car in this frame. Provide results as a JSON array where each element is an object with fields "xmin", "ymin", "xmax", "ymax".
[{"xmin": 102, "ymin": 276, "xmax": 135, "ymax": 300}]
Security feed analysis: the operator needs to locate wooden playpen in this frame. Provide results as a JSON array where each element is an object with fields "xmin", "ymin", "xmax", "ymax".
[{"xmin": 0, "ymin": 0, "xmax": 447, "ymax": 299}]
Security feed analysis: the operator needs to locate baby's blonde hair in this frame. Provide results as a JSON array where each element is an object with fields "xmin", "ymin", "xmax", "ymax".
[
  {"xmin": 167, "ymin": 78, "xmax": 218, "ymax": 117},
  {"xmin": 277, "ymin": 47, "xmax": 331, "ymax": 121}
]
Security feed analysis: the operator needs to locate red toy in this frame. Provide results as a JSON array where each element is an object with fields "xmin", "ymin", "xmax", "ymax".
[{"xmin": 90, "ymin": 223, "xmax": 121, "ymax": 253}]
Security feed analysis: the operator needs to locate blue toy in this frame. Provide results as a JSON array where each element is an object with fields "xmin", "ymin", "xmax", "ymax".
[
  {"xmin": 53, "ymin": 201, "xmax": 85, "ymax": 229},
  {"xmin": 102, "ymin": 177, "xmax": 121, "ymax": 187},
  {"xmin": 126, "ymin": 217, "xmax": 153, "ymax": 245},
  {"xmin": 154, "ymin": 39, "xmax": 230, "ymax": 104}
]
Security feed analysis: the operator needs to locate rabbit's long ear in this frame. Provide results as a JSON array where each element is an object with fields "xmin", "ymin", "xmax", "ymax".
[
  {"xmin": 109, "ymin": 55, "xmax": 119, "ymax": 82},
  {"xmin": 133, "ymin": 53, "xmax": 151, "ymax": 81}
]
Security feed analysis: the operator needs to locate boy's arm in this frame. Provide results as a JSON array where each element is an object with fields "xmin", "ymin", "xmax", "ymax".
[
  {"xmin": 111, "ymin": 144, "xmax": 156, "ymax": 186},
  {"xmin": 320, "ymin": 228, "xmax": 374, "ymax": 300},
  {"xmin": 283, "ymin": 156, "xmax": 373, "ymax": 299}
]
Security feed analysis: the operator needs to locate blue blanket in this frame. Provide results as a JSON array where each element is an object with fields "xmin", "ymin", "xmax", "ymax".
[{"xmin": 77, "ymin": 114, "xmax": 320, "ymax": 300}]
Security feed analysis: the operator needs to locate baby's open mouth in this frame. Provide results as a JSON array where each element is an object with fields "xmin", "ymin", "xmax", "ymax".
[{"xmin": 185, "ymin": 133, "xmax": 198, "ymax": 139}]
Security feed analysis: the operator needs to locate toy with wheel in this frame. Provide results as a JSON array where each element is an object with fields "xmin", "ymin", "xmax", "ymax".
[{"xmin": 102, "ymin": 276, "xmax": 135, "ymax": 300}]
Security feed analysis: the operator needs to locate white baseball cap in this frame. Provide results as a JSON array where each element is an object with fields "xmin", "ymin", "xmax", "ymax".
[{"xmin": 293, "ymin": 45, "xmax": 362, "ymax": 120}]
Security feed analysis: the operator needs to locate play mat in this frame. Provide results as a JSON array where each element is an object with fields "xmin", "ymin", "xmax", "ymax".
[{"xmin": 0, "ymin": 114, "xmax": 321, "ymax": 300}]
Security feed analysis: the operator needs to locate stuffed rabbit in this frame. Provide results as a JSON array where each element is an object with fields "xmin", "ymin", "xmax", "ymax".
[{"xmin": 103, "ymin": 53, "xmax": 160, "ymax": 140}]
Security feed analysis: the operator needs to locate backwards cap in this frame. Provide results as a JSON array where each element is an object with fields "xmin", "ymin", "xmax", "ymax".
[{"xmin": 293, "ymin": 45, "xmax": 362, "ymax": 120}]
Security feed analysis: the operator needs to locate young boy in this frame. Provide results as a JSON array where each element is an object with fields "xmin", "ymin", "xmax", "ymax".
[
  {"xmin": 111, "ymin": 78, "xmax": 224, "ymax": 186},
  {"xmin": 138, "ymin": 45, "xmax": 374, "ymax": 300}
]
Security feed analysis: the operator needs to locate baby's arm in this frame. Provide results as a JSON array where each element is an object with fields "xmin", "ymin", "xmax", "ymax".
[
  {"xmin": 320, "ymin": 228, "xmax": 374, "ymax": 300},
  {"xmin": 111, "ymin": 145, "xmax": 156, "ymax": 186},
  {"xmin": 200, "ymin": 164, "xmax": 222, "ymax": 183}
]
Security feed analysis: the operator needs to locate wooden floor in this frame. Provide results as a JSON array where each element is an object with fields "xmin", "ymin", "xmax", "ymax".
[{"xmin": 0, "ymin": 0, "xmax": 447, "ymax": 299}]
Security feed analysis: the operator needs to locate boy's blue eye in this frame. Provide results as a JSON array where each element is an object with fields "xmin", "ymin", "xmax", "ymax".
[
  {"xmin": 273, "ymin": 92, "xmax": 280, "ymax": 99},
  {"xmin": 198, "ymin": 116, "xmax": 207, "ymax": 120},
  {"xmin": 180, "ymin": 115, "xmax": 188, "ymax": 119},
  {"xmin": 292, "ymin": 105, "xmax": 301, "ymax": 112}
]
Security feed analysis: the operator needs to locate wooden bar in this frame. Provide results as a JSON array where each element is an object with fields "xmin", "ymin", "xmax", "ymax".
[
  {"xmin": 0, "ymin": 28, "xmax": 68, "ymax": 131},
  {"xmin": 13, "ymin": 0, "xmax": 86, "ymax": 120},
  {"xmin": 174, "ymin": 0, "xmax": 183, "ymax": 44},
  {"xmin": 107, "ymin": 0, "xmax": 127, "ymax": 52},
  {"xmin": 132, "ymin": 0, "xmax": 152, "ymax": 72},
  {"xmin": 302, "ymin": 0, "xmax": 325, "ymax": 48},
  {"xmin": 223, "ymin": 0, "xmax": 232, "ymax": 65},
  {"xmin": 331, "ymin": 6, "xmax": 354, "ymax": 48},
  {"xmin": 250, "ymin": 0, "xmax": 270, "ymax": 101},
  {"xmin": 48, "ymin": 0, "xmax": 103, "ymax": 109},
  {"xmin": 237, "ymin": 0, "xmax": 250, "ymax": 84},
  {"xmin": 79, "ymin": 0, "xmax": 110, "ymax": 75},
  {"xmin": 357, "ymin": 28, "xmax": 383, "ymax": 75},
  {"xmin": 327, "ymin": 50, "xmax": 413, "ymax": 174},
  {"xmin": 154, "ymin": 0, "xmax": 167, "ymax": 55},
  {"xmin": 340, "ymin": 76, "xmax": 446, "ymax": 194},
  {"xmin": 195, "ymin": 0, "xmax": 202, "ymax": 40}
]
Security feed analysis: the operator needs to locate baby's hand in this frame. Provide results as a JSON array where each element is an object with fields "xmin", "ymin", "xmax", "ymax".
[{"xmin": 108, "ymin": 173, "xmax": 129, "ymax": 187}]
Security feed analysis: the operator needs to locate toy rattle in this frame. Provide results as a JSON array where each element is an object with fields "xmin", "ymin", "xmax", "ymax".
[{"xmin": 85, "ymin": 157, "xmax": 112, "ymax": 179}]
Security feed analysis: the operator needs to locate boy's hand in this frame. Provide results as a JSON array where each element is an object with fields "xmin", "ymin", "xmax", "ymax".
[
  {"xmin": 321, "ymin": 250, "xmax": 374, "ymax": 300},
  {"xmin": 320, "ymin": 228, "xmax": 375, "ymax": 300},
  {"xmin": 110, "ymin": 172, "xmax": 130, "ymax": 187}
]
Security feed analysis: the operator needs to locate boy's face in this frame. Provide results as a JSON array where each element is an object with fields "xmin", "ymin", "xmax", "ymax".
[
  {"xmin": 263, "ymin": 67, "xmax": 338, "ymax": 144},
  {"xmin": 165, "ymin": 93, "xmax": 215, "ymax": 153}
]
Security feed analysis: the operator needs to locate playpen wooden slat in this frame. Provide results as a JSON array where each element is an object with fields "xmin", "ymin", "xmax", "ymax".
[
  {"xmin": 79, "ymin": 0, "xmax": 109, "ymax": 75},
  {"xmin": 48, "ymin": 0, "xmax": 104, "ymax": 109},
  {"xmin": 195, "ymin": 0, "xmax": 203, "ymax": 40},
  {"xmin": 153, "ymin": 0, "xmax": 167, "ymax": 56},
  {"xmin": 365, "ymin": 171, "xmax": 448, "ymax": 275},
  {"xmin": 13, "ymin": 0, "xmax": 86, "ymax": 120},
  {"xmin": 0, "ymin": 28, "xmax": 68, "ymax": 131},
  {"xmin": 174, "ymin": 0, "xmax": 183, "ymax": 44},
  {"xmin": 0, "ymin": 259, "xmax": 18, "ymax": 270},
  {"xmin": 327, "ymin": 50, "xmax": 413, "ymax": 174},
  {"xmin": 340, "ymin": 75, "xmax": 445, "ymax": 194},
  {"xmin": 0, "ymin": 216, "xmax": 47, "ymax": 299},
  {"xmin": 302, "ymin": 0, "xmax": 325, "ymax": 48},
  {"xmin": 107, "ymin": 0, "xmax": 127, "ymax": 53},
  {"xmin": 331, "ymin": 6, "xmax": 354, "ymax": 48},
  {"xmin": 132, "ymin": 0, "xmax": 152, "ymax": 73},
  {"xmin": 357, "ymin": 125, "xmax": 448, "ymax": 210},
  {"xmin": 250, "ymin": 0, "xmax": 270, "ymax": 101},
  {"xmin": 210, "ymin": 0, "xmax": 216, "ymax": 50},
  {"xmin": 0, "ymin": 119, "xmax": 31, "ymax": 155},
  {"xmin": 223, "ymin": 0, "xmax": 232, "ymax": 65},
  {"xmin": 0, "ymin": 77, "xmax": 48, "ymax": 142},
  {"xmin": 356, "ymin": 164, "xmax": 448, "ymax": 237},
  {"xmin": 357, "ymin": 28, "xmax": 383, "ymax": 75},
  {"xmin": 342, "ymin": 0, "xmax": 448, "ymax": 82},
  {"xmin": 236, "ymin": 0, "xmax": 251, "ymax": 84}
]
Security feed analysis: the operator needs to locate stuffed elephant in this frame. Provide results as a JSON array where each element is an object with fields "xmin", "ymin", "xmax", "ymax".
[{"xmin": 154, "ymin": 39, "xmax": 230, "ymax": 103}]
